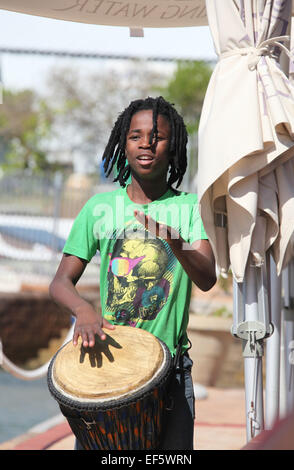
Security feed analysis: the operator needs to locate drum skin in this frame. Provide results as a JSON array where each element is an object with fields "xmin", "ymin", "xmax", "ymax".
[{"xmin": 47, "ymin": 325, "xmax": 172, "ymax": 450}]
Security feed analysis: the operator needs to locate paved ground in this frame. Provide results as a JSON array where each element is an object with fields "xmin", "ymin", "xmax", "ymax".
[
  {"xmin": 0, "ymin": 387, "xmax": 248, "ymax": 451},
  {"xmin": 194, "ymin": 387, "xmax": 246, "ymax": 450}
]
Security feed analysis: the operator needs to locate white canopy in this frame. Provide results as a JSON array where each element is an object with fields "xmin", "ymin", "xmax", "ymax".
[
  {"xmin": 198, "ymin": 0, "xmax": 294, "ymax": 283},
  {"xmin": 0, "ymin": 1, "xmax": 293, "ymax": 29},
  {"xmin": 0, "ymin": 0, "xmax": 208, "ymax": 28}
]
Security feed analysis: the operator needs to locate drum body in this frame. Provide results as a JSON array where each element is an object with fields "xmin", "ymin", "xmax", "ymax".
[{"xmin": 47, "ymin": 325, "xmax": 172, "ymax": 450}]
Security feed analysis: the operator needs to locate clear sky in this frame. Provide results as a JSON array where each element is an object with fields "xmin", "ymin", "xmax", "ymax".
[{"xmin": 0, "ymin": 9, "xmax": 217, "ymax": 91}]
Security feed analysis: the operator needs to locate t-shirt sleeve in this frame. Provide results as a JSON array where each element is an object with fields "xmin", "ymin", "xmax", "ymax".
[
  {"xmin": 188, "ymin": 199, "xmax": 208, "ymax": 243},
  {"xmin": 63, "ymin": 199, "xmax": 99, "ymax": 262}
]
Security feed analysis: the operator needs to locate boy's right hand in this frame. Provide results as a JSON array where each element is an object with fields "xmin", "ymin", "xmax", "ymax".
[{"xmin": 73, "ymin": 303, "xmax": 115, "ymax": 348}]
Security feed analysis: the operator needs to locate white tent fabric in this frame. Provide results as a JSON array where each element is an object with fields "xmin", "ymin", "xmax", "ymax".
[
  {"xmin": 1, "ymin": 0, "xmax": 293, "ymax": 29},
  {"xmin": 0, "ymin": 0, "xmax": 208, "ymax": 28},
  {"xmin": 198, "ymin": 0, "xmax": 294, "ymax": 283},
  {"xmin": 291, "ymin": 16, "xmax": 294, "ymax": 83}
]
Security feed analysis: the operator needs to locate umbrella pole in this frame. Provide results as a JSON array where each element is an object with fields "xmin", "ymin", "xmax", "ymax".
[
  {"xmin": 265, "ymin": 254, "xmax": 281, "ymax": 429},
  {"xmin": 279, "ymin": 303, "xmax": 287, "ymax": 418},
  {"xmin": 281, "ymin": 261, "xmax": 294, "ymax": 414},
  {"xmin": 244, "ymin": 264, "xmax": 264, "ymax": 441},
  {"xmin": 233, "ymin": 258, "xmax": 272, "ymax": 441}
]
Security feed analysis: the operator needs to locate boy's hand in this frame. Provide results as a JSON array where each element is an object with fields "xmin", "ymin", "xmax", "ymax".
[
  {"xmin": 73, "ymin": 303, "xmax": 115, "ymax": 348},
  {"xmin": 134, "ymin": 210, "xmax": 180, "ymax": 244},
  {"xmin": 134, "ymin": 210, "xmax": 216, "ymax": 291}
]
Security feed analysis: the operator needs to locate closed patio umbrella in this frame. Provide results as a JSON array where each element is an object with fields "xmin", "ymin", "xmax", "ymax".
[
  {"xmin": 198, "ymin": 0, "xmax": 294, "ymax": 441},
  {"xmin": 198, "ymin": 0, "xmax": 294, "ymax": 283}
]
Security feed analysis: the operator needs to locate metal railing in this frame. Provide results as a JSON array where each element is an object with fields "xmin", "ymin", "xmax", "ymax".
[
  {"xmin": 0, "ymin": 171, "xmax": 113, "ymax": 287},
  {"xmin": 0, "ymin": 171, "xmax": 114, "ymax": 259}
]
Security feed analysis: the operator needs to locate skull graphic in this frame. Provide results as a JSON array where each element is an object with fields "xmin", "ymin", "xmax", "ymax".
[{"xmin": 106, "ymin": 226, "xmax": 174, "ymax": 324}]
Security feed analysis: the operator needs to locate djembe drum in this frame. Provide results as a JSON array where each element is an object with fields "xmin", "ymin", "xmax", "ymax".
[{"xmin": 47, "ymin": 325, "xmax": 172, "ymax": 450}]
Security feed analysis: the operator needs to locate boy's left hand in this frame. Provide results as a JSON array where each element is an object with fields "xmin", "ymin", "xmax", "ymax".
[{"xmin": 134, "ymin": 210, "xmax": 180, "ymax": 245}]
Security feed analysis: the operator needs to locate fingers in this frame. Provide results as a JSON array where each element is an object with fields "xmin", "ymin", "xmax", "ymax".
[
  {"xmin": 73, "ymin": 326, "xmax": 95, "ymax": 348},
  {"xmin": 102, "ymin": 318, "xmax": 116, "ymax": 330},
  {"xmin": 73, "ymin": 324, "xmax": 103, "ymax": 348},
  {"xmin": 84, "ymin": 329, "xmax": 96, "ymax": 348},
  {"xmin": 134, "ymin": 210, "xmax": 146, "ymax": 227},
  {"xmin": 73, "ymin": 327, "xmax": 103, "ymax": 348},
  {"xmin": 73, "ymin": 320, "xmax": 115, "ymax": 348},
  {"xmin": 73, "ymin": 329, "xmax": 80, "ymax": 347},
  {"xmin": 134, "ymin": 210, "xmax": 172, "ymax": 241},
  {"xmin": 134, "ymin": 210, "xmax": 158, "ymax": 236}
]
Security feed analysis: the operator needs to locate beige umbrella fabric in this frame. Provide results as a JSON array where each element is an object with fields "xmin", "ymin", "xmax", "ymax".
[
  {"xmin": 0, "ymin": 0, "xmax": 208, "ymax": 28},
  {"xmin": 198, "ymin": 0, "xmax": 294, "ymax": 283},
  {"xmin": 291, "ymin": 15, "xmax": 294, "ymax": 83}
]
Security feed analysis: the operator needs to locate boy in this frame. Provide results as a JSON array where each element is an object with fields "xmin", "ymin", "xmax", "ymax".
[{"xmin": 49, "ymin": 96, "xmax": 216, "ymax": 449}]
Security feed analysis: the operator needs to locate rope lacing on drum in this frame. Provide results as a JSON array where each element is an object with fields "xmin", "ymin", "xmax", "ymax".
[{"xmin": 80, "ymin": 417, "xmax": 97, "ymax": 430}]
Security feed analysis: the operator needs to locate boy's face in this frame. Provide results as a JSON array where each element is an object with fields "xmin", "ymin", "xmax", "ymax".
[{"xmin": 125, "ymin": 109, "xmax": 171, "ymax": 182}]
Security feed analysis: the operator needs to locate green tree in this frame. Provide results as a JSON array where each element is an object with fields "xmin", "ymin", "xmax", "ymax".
[
  {"xmin": 0, "ymin": 89, "xmax": 54, "ymax": 172},
  {"xmin": 45, "ymin": 61, "xmax": 169, "ymax": 176},
  {"xmin": 158, "ymin": 60, "xmax": 213, "ymax": 190},
  {"xmin": 160, "ymin": 60, "xmax": 212, "ymax": 134}
]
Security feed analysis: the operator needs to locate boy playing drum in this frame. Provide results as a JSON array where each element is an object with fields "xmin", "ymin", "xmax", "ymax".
[{"xmin": 49, "ymin": 96, "xmax": 216, "ymax": 449}]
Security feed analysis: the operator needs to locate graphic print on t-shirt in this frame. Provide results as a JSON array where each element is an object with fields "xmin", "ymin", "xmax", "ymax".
[{"xmin": 105, "ymin": 224, "xmax": 176, "ymax": 326}]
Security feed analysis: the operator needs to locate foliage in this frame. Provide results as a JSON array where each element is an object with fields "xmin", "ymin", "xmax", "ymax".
[
  {"xmin": 0, "ymin": 61, "xmax": 212, "ymax": 177},
  {"xmin": 217, "ymin": 271, "xmax": 233, "ymax": 295},
  {"xmin": 158, "ymin": 60, "xmax": 212, "ymax": 135},
  {"xmin": 0, "ymin": 61, "xmax": 169, "ymax": 175},
  {"xmin": 156, "ymin": 60, "xmax": 213, "ymax": 189},
  {"xmin": 44, "ymin": 61, "xmax": 169, "ymax": 174},
  {"xmin": 212, "ymin": 306, "xmax": 232, "ymax": 318},
  {"xmin": 0, "ymin": 89, "xmax": 56, "ymax": 172}
]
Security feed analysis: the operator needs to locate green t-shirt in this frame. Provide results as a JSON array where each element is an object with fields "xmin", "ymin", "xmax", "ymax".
[{"xmin": 63, "ymin": 186, "xmax": 207, "ymax": 356}]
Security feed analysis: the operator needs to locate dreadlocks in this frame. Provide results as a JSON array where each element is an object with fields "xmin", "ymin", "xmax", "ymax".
[{"xmin": 102, "ymin": 96, "xmax": 188, "ymax": 189}]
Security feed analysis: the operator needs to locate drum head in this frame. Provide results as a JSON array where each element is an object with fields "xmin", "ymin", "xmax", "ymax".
[{"xmin": 50, "ymin": 326, "xmax": 166, "ymax": 402}]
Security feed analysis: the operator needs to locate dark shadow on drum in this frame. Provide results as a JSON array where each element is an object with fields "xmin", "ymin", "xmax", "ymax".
[{"xmin": 79, "ymin": 333, "xmax": 122, "ymax": 368}]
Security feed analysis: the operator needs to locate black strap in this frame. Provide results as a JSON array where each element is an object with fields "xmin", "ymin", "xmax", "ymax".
[
  {"xmin": 172, "ymin": 336, "xmax": 192, "ymax": 369},
  {"xmin": 173, "ymin": 336, "xmax": 184, "ymax": 369},
  {"xmin": 164, "ymin": 336, "xmax": 190, "ymax": 412}
]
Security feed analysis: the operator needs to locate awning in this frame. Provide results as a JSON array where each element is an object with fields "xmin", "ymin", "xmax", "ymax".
[
  {"xmin": 0, "ymin": 0, "xmax": 209, "ymax": 28},
  {"xmin": 0, "ymin": 1, "xmax": 293, "ymax": 29},
  {"xmin": 198, "ymin": 0, "xmax": 294, "ymax": 282}
]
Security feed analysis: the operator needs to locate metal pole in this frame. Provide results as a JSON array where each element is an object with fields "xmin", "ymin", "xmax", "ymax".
[
  {"xmin": 280, "ymin": 267, "xmax": 289, "ymax": 418},
  {"xmin": 50, "ymin": 171, "xmax": 63, "ymax": 258},
  {"xmin": 281, "ymin": 261, "xmax": 294, "ymax": 414},
  {"xmin": 288, "ymin": 261, "xmax": 294, "ymax": 413},
  {"xmin": 265, "ymin": 254, "xmax": 281, "ymax": 428},
  {"xmin": 243, "ymin": 263, "xmax": 265, "ymax": 440},
  {"xmin": 279, "ymin": 304, "xmax": 288, "ymax": 419},
  {"xmin": 286, "ymin": 325, "xmax": 294, "ymax": 412},
  {"xmin": 232, "ymin": 255, "xmax": 273, "ymax": 442}
]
